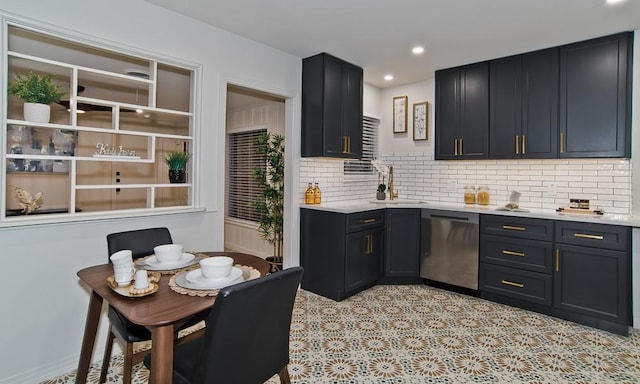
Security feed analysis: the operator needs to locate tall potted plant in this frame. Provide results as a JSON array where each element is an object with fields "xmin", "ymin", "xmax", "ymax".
[
  {"xmin": 252, "ymin": 133, "xmax": 285, "ymax": 270},
  {"xmin": 163, "ymin": 151, "xmax": 191, "ymax": 183},
  {"xmin": 8, "ymin": 71, "xmax": 66, "ymax": 123}
]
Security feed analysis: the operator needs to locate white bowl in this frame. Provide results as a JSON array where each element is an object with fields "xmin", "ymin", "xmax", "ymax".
[
  {"xmin": 153, "ymin": 244, "xmax": 183, "ymax": 264},
  {"xmin": 199, "ymin": 256, "xmax": 234, "ymax": 279}
]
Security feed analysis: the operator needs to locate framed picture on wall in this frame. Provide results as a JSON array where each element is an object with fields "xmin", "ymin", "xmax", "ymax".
[
  {"xmin": 393, "ymin": 96, "xmax": 408, "ymax": 133},
  {"xmin": 413, "ymin": 101, "xmax": 428, "ymax": 141}
]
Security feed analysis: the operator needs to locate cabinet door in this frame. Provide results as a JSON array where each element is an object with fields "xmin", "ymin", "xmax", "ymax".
[
  {"xmin": 385, "ymin": 209, "xmax": 420, "ymax": 277},
  {"xmin": 346, "ymin": 228, "xmax": 382, "ymax": 292},
  {"xmin": 490, "ymin": 55, "xmax": 522, "ymax": 159},
  {"xmin": 342, "ymin": 63, "xmax": 363, "ymax": 158},
  {"xmin": 554, "ymin": 244, "xmax": 629, "ymax": 325},
  {"xmin": 459, "ymin": 62, "xmax": 489, "ymax": 159},
  {"xmin": 559, "ymin": 32, "xmax": 632, "ymax": 158},
  {"xmin": 322, "ymin": 55, "xmax": 346, "ymax": 157},
  {"xmin": 435, "ymin": 68, "xmax": 460, "ymax": 159},
  {"xmin": 521, "ymin": 48, "xmax": 558, "ymax": 158}
]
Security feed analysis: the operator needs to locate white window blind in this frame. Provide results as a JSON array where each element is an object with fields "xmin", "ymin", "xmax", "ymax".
[
  {"xmin": 226, "ymin": 128, "xmax": 267, "ymax": 222},
  {"xmin": 344, "ymin": 116, "xmax": 380, "ymax": 174}
]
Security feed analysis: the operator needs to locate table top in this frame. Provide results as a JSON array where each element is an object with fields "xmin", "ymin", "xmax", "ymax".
[{"xmin": 77, "ymin": 252, "xmax": 270, "ymax": 327}]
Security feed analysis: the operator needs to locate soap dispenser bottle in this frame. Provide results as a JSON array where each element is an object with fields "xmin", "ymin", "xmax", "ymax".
[
  {"xmin": 313, "ymin": 182, "xmax": 322, "ymax": 204},
  {"xmin": 305, "ymin": 183, "xmax": 315, "ymax": 205}
]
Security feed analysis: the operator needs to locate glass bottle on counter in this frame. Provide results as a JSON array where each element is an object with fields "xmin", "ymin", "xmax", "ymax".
[
  {"xmin": 477, "ymin": 185, "xmax": 490, "ymax": 205},
  {"xmin": 305, "ymin": 183, "xmax": 315, "ymax": 205},
  {"xmin": 313, "ymin": 182, "xmax": 322, "ymax": 204},
  {"xmin": 464, "ymin": 185, "xmax": 476, "ymax": 204}
]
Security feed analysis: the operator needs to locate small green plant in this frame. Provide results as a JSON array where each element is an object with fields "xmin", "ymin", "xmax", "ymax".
[
  {"xmin": 163, "ymin": 151, "xmax": 191, "ymax": 170},
  {"xmin": 377, "ymin": 183, "xmax": 387, "ymax": 193},
  {"xmin": 8, "ymin": 71, "xmax": 66, "ymax": 104}
]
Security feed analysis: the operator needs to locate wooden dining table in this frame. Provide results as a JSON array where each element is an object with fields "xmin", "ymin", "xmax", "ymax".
[{"xmin": 75, "ymin": 252, "xmax": 270, "ymax": 384}]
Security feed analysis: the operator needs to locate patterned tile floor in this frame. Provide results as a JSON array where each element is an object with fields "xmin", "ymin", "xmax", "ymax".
[{"xmin": 44, "ymin": 285, "xmax": 640, "ymax": 383}]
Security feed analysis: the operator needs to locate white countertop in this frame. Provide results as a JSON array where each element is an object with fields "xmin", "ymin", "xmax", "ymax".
[{"xmin": 301, "ymin": 199, "xmax": 640, "ymax": 227}]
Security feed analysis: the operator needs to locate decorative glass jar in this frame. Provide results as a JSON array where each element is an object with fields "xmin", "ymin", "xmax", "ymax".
[
  {"xmin": 464, "ymin": 185, "xmax": 476, "ymax": 204},
  {"xmin": 477, "ymin": 185, "xmax": 490, "ymax": 205}
]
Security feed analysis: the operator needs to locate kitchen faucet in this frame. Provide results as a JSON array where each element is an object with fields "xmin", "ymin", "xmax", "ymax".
[{"xmin": 388, "ymin": 166, "xmax": 398, "ymax": 200}]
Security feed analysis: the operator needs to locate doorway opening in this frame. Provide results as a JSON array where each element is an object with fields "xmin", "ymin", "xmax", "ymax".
[{"xmin": 224, "ymin": 84, "xmax": 286, "ymax": 265}]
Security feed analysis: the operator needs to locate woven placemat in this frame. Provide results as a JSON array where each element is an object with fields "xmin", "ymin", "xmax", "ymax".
[{"xmin": 169, "ymin": 264, "xmax": 260, "ymax": 297}]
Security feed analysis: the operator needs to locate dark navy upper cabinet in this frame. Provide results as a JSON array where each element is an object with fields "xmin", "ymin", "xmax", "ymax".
[
  {"xmin": 435, "ymin": 62, "xmax": 489, "ymax": 160},
  {"xmin": 302, "ymin": 53, "xmax": 363, "ymax": 159},
  {"xmin": 559, "ymin": 32, "xmax": 633, "ymax": 158},
  {"xmin": 490, "ymin": 48, "xmax": 558, "ymax": 159}
]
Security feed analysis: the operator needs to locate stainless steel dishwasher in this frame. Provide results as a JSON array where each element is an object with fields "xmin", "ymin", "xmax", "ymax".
[{"xmin": 420, "ymin": 209, "xmax": 479, "ymax": 292}]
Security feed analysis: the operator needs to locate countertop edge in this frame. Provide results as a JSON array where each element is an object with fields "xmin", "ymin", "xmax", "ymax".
[{"xmin": 300, "ymin": 201, "xmax": 640, "ymax": 227}]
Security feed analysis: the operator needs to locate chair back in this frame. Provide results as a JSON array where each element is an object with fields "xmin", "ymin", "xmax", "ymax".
[
  {"xmin": 194, "ymin": 266, "xmax": 303, "ymax": 384},
  {"xmin": 107, "ymin": 227, "xmax": 173, "ymax": 260}
]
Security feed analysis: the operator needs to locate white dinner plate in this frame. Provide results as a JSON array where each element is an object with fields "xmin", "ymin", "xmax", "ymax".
[
  {"xmin": 144, "ymin": 253, "xmax": 196, "ymax": 270},
  {"xmin": 184, "ymin": 267, "xmax": 243, "ymax": 289}
]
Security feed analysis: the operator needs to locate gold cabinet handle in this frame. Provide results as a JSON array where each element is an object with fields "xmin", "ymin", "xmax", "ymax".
[
  {"xmin": 560, "ymin": 133, "xmax": 564, "ymax": 154},
  {"xmin": 360, "ymin": 218, "xmax": 376, "ymax": 224},
  {"xmin": 342, "ymin": 136, "xmax": 352, "ymax": 153},
  {"xmin": 555, "ymin": 249, "xmax": 560, "ymax": 272},
  {"xmin": 454, "ymin": 139, "xmax": 458, "ymax": 156},
  {"xmin": 365, "ymin": 235, "xmax": 373, "ymax": 254},
  {"xmin": 574, "ymin": 233, "xmax": 604, "ymax": 240},
  {"xmin": 502, "ymin": 250, "xmax": 525, "ymax": 257},
  {"xmin": 501, "ymin": 279, "xmax": 524, "ymax": 288},
  {"xmin": 515, "ymin": 135, "xmax": 519, "ymax": 155},
  {"xmin": 502, "ymin": 225, "xmax": 526, "ymax": 231},
  {"xmin": 522, "ymin": 135, "xmax": 526, "ymax": 154},
  {"xmin": 459, "ymin": 138, "xmax": 463, "ymax": 156}
]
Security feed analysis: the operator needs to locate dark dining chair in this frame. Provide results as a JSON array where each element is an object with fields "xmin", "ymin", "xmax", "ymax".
[
  {"xmin": 101, "ymin": 227, "xmax": 206, "ymax": 384},
  {"xmin": 145, "ymin": 266, "xmax": 304, "ymax": 384}
]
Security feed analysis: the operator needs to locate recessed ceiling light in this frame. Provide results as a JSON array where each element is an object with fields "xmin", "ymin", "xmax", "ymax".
[
  {"xmin": 606, "ymin": 0, "xmax": 625, "ymax": 4},
  {"xmin": 384, "ymin": 74, "xmax": 394, "ymax": 81},
  {"xmin": 412, "ymin": 46, "xmax": 425, "ymax": 55}
]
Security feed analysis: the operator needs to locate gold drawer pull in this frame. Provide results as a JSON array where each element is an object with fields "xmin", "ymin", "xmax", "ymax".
[
  {"xmin": 502, "ymin": 250, "xmax": 525, "ymax": 257},
  {"xmin": 360, "ymin": 218, "xmax": 376, "ymax": 224},
  {"xmin": 454, "ymin": 139, "xmax": 459, "ymax": 156},
  {"xmin": 515, "ymin": 135, "xmax": 519, "ymax": 155},
  {"xmin": 501, "ymin": 279, "xmax": 524, "ymax": 288},
  {"xmin": 560, "ymin": 133, "xmax": 564, "ymax": 154},
  {"xmin": 502, "ymin": 225, "xmax": 525, "ymax": 231},
  {"xmin": 555, "ymin": 249, "xmax": 560, "ymax": 272},
  {"xmin": 574, "ymin": 233, "xmax": 604, "ymax": 240},
  {"xmin": 522, "ymin": 135, "xmax": 526, "ymax": 154}
]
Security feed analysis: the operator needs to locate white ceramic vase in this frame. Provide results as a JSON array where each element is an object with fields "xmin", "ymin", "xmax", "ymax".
[{"xmin": 23, "ymin": 102, "xmax": 51, "ymax": 123}]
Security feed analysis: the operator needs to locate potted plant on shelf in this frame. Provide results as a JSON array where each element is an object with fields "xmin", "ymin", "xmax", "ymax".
[
  {"xmin": 163, "ymin": 151, "xmax": 191, "ymax": 183},
  {"xmin": 8, "ymin": 71, "xmax": 66, "ymax": 123},
  {"xmin": 251, "ymin": 133, "xmax": 285, "ymax": 271}
]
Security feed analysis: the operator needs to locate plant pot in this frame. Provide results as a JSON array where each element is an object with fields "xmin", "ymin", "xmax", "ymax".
[
  {"xmin": 266, "ymin": 256, "xmax": 283, "ymax": 273},
  {"xmin": 168, "ymin": 169, "xmax": 186, "ymax": 183},
  {"xmin": 23, "ymin": 103, "xmax": 51, "ymax": 123},
  {"xmin": 376, "ymin": 192, "xmax": 387, "ymax": 200}
]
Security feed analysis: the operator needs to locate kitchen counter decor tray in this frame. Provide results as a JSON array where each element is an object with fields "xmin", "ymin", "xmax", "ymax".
[
  {"xmin": 556, "ymin": 207, "xmax": 604, "ymax": 216},
  {"xmin": 106, "ymin": 274, "xmax": 160, "ymax": 297}
]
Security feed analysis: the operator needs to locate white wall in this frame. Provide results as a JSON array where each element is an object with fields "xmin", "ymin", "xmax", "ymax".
[{"xmin": 0, "ymin": 1, "xmax": 301, "ymax": 382}]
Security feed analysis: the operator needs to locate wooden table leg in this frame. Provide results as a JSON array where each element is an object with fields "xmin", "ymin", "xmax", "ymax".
[
  {"xmin": 76, "ymin": 290, "xmax": 103, "ymax": 384},
  {"xmin": 149, "ymin": 324, "xmax": 175, "ymax": 384}
]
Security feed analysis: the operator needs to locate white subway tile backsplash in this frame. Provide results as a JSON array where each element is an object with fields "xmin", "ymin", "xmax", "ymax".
[{"xmin": 299, "ymin": 155, "xmax": 632, "ymax": 214}]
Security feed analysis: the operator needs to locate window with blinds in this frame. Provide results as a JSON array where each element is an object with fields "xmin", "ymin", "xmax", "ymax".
[
  {"xmin": 226, "ymin": 128, "xmax": 267, "ymax": 222},
  {"xmin": 344, "ymin": 116, "xmax": 380, "ymax": 174}
]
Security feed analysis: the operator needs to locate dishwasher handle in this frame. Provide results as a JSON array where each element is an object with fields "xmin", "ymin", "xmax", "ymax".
[{"xmin": 421, "ymin": 209, "xmax": 479, "ymax": 224}]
